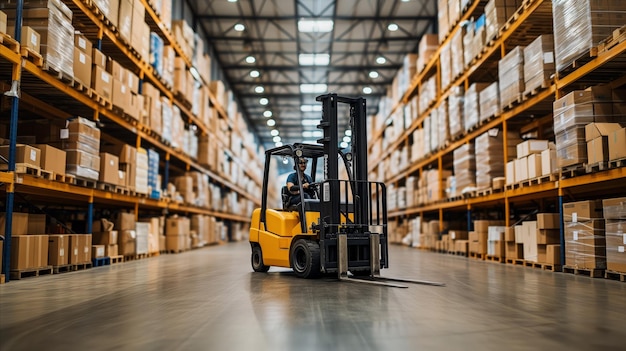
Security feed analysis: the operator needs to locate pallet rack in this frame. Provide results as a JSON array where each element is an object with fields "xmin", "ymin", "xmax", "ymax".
[
  {"xmin": 368, "ymin": 0, "xmax": 626, "ymax": 263},
  {"xmin": 1, "ymin": 0, "xmax": 264, "ymax": 281}
]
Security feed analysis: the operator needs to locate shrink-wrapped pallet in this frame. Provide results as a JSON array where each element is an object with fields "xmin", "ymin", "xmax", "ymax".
[
  {"xmin": 453, "ymin": 143, "xmax": 476, "ymax": 194},
  {"xmin": 478, "ymin": 82, "xmax": 500, "ymax": 122},
  {"xmin": 499, "ymin": 46, "xmax": 525, "ymax": 109},
  {"xmin": 448, "ymin": 86, "xmax": 464, "ymax": 138},
  {"xmin": 523, "ymin": 35, "xmax": 555, "ymax": 95}
]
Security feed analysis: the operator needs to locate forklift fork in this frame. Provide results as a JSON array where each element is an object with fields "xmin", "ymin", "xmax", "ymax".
[{"xmin": 338, "ymin": 233, "xmax": 446, "ymax": 288}]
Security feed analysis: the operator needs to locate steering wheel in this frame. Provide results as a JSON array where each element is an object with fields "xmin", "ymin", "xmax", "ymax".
[{"xmin": 308, "ymin": 182, "xmax": 321, "ymax": 199}]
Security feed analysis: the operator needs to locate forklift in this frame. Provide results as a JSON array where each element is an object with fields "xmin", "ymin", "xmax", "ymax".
[{"xmin": 249, "ymin": 94, "xmax": 444, "ymax": 288}]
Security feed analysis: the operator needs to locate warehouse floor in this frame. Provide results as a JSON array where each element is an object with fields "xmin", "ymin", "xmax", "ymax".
[{"xmin": 1, "ymin": 242, "xmax": 624, "ymax": 350}]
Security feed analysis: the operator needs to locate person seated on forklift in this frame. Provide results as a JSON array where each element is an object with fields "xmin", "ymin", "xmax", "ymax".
[{"xmin": 286, "ymin": 157, "xmax": 316, "ymax": 206}]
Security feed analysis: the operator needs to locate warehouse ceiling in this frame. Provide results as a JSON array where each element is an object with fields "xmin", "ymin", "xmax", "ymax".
[{"xmin": 188, "ymin": 0, "xmax": 437, "ymax": 149}]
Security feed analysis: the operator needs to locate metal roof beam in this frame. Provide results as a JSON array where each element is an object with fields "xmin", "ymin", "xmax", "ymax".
[
  {"xmin": 222, "ymin": 64, "xmax": 401, "ymax": 71},
  {"xmin": 196, "ymin": 15, "xmax": 436, "ymax": 21}
]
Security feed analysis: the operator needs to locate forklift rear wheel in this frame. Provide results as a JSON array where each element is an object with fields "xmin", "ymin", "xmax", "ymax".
[
  {"xmin": 291, "ymin": 239, "xmax": 321, "ymax": 278},
  {"xmin": 251, "ymin": 245, "xmax": 270, "ymax": 272}
]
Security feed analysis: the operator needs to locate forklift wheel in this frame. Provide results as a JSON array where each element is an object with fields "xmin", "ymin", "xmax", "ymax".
[
  {"xmin": 251, "ymin": 245, "xmax": 270, "ymax": 272},
  {"xmin": 291, "ymin": 239, "xmax": 321, "ymax": 278}
]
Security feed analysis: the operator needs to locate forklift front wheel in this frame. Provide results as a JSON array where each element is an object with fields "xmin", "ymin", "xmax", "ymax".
[
  {"xmin": 251, "ymin": 245, "xmax": 270, "ymax": 272},
  {"xmin": 291, "ymin": 239, "xmax": 321, "ymax": 278}
]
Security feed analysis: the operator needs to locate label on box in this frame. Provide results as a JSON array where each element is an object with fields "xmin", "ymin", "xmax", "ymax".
[
  {"xmin": 30, "ymin": 149, "xmax": 36, "ymax": 161},
  {"xmin": 623, "ymin": 232, "xmax": 626, "ymax": 245},
  {"xmin": 488, "ymin": 128, "xmax": 499, "ymax": 137},
  {"xmin": 102, "ymin": 72, "xmax": 110, "ymax": 83},
  {"xmin": 31, "ymin": 33, "xmax": 37, "ymax": 45},
  {"xmin": 122, "ymin": 85, "xmax": 126, "ymax": 93},
  {"xmin": 79, "ymin": 37, "xmax": 86, "ymax": 49},
  {"xmin": 109, "ymin": 159, "xmax": 114, "ymax": 166},
  {"xmin": 74, "ymin": 248, "xmax": 78, "ymax": 255},
  {"xmin": 60, "ymin": 248, "xmax": 65, "ymax": 257},
  {"xmin": 79, "ymin": 52, "xmax": 86, "ymax": 64},
  {"xmin": 60, "ymin": 128, "xmax": 69, "ymax": 139},
  {"xmin": 543, "ymin": 52, "xmax": 553, "ymax": 64},
  {"xmin": 619, "ymin": 246, "xmax": 625, "ymax": 253},
  {"xmin": 84, "ymin": 247, "xmax": 88, "ymax": 253},
  {"xmin": 573, "ymin": 231, "xmax": 578, "ymax": 241},
  {"xmin": 572, "ymin": 212, "xmax": 577, "ymax": 223}
]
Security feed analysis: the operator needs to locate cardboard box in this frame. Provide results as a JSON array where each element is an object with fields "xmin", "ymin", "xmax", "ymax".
[
  {"xmin": 563, "ymin": 200, "xmax": 603, "ymax": 222},
  {"xmin": 92, "ymin": 245, "xmax": 105, "ymax": 259},
  {"xmin": 99, "ymin": 153, "xmax": 120, "ymax": 185},
  {"xmin": 564, "ymin": 220, "xmax": 606, "ymax": 269},
  {"xmin": 449, "ymin": 230, "xmax": 468, "ymax": 240},
  {"xmin": 537, "ymin": 213, "xmax": 560, "ymax": 229},
  {"xmin": 166, "ymin": 234, "xmax": 186, "ymax": 251},
  {"xmin": 541, "ymin": 148, "xmax": 557, "ymax": 176},
  {"xmin": 603, "ymin": 197, "xmax": 626, "ymax": 220},
  {"xmin": 48, "ymin": 235, "xmax": 69, "ymax": 266},
  {"xmin": 506, "ymin": 160, "xmax": 515, "ymax": 185},
  {"xmin": 92, "ymin": 66, "xmax": 113, "ymax": 100},
  {"xmin": 31, "ymin": 235, "xmax": 49, "ymax": 268},
  {"xmin": 93, "ymin": 48, "xmax": 107, "ymax": 68},
  {"xmin": 605, "ymin": 220, "xmax": 626, "ymax": 272},
  {"xmin": 0, "ymin": 10, "xmax": 7, "ymax": 34},
  {"xmin": 505, "ymin": 242, "xmax": 523, "ymax": 260},
  {"xmin": 33, "ymin": 144, "xmax": 66, "ymax": 176},
  {"xmin": 608, "ymin": 127, "xmax": 626, "ymax": 161},
  {"xmin": 515, "ymin": 157, "xmax": 527, "ymax": 183},
  {"xmin": 537, "ymin": 229, "xmax": 560, "ymax": 245},
  {"xmin": 118, "ymin": 230, "xmax": 136, "ymax": 255},
  {"xmin": 527, "ymin": 153, "xmax": 542, "ymax": 179},
  {"xmin": 105, "ymin": 244, "xmax": 118, "ymax": 257},
  {"xmin": 0, "ymin": 144, "xmax": 41, "ymax": 168},
  {"xmin": 11, "ymin": 235, "xmax": 31, "ymax": 270},
  {"xmin": 166, "ymin": 216, "xmax": 190, "ymax": 236},
  {"xmin": 20, "ymin": 25, "xmax": 41, "ymax": 52},
  {"xmin": 66, "ymin": 150, "xmax": 100, "ymax": 171},
  {"xmin": 586, "ymin": 137, "xmax": 609, "ymax": 165},
  {"xmin": 505, "ymin": 226, "xmax": 516, "ymax": 242},
  {"xmin": 115, "ymin": 212, "xmax": 136, "ymax": 231},
  {"xmin": 546, "ymin": 244, "xmax": 561, "ymax": 265},
  {"xmin": 516, "ymin": 140, "xmax": 549, "ymax": 158},
  {"xmin": 585, "ymin": 122, "xmax": 623, "ymax": 142},
  {"xmin": 118, "ymin": 0, "xmax": 133, "ymax": 43},
  {"xmin": 28, "ymin": 213, "xmax": 46, "ymax": 234},
  {"xmin": 0, "ymin": 212, "xmax": 29, "ymax": 235},
  {"xmin": 74, "ymin": 33, "xmax": 92, "ymax": 54},
  {"xmin": 68, "ymin": 234, "xmax": 80, "ymax": 264},
  {"xmin": 93, "ymin": 231, "xmax": 118, "ymax": 245},
  {"xmin": 73, "ymin": 48, "xmax": 92, "ymax": 87},
  {"xmin": 522, "ymin": 221, "xmax": 538, "ymax": 262}
]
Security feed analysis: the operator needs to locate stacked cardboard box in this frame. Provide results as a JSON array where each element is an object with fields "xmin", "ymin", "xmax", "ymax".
[
  {"xmin": 553, "ymin": 0, "xmax": 626, "ymax": 73},
  {"xmin": 603, "ymin": 197, "xmax": 626, "ymax": 273},
  {"xmin": 438, "ymin": 0, "xmax": 449, "ymax": 43},
  {"xmin": 471, "ymin": 220, "xmax": 505, "ymax": 255},
  {"xmin": 487, "ymin": 226, "xmax": 506, "ymax": 257},
  {"xmin": 165, "ymin": 216, "xmax": 190, "ymax": 252},
  {"xmin": 498, "ymin": 46, "xmax": 525, "ymax": 110},
  {"xmin": 0, "ymin": 144, "xmax": 41, "ymax": 170},
  {"xmin": 440, "ymin": 43, "xmax": 452, "ymax": 91},
  {"xmin": 10, "ymin": 235, "xmax": 49, "ymax": 270},
  {"xmin": 450, "ymin": 24, "xmax": 466, "ymax": 80},
  {"xmin": 523, "ymin": 35, "xmax": 554, "ymax": 96},
  {"xmin": 437, "ymin": 101, "xmax": 449, "ymax": 149},
  {"xmin": 73, "ymin": 33, "xmax": 92, "ymax": 87},
  {"xmin": 0, "ymin": 10, "xmax": 8, "ymax": 34},
  {"xmin": 485, "ymin": 0, "xmax": 523, "ymax": 42},
  {"xmin": 449, "ymin": 230, "xmax": 468, "ymax": 255},
  {"xmin": 150, "ymin": 32, "xmax": 164, "ymax": 75},
  {"xmin": 585, "ymin": 123, "xmax": 625, "ymax": 165},
  {"xmin": 463, "ymin": 83, "xmax": 490, "ymax": 131},
  {"xmin": 478, "ymin": 82, "xmax": 500, "ymax": 122},
  {"xmin": 135, "ymin": 147, "xmax": 149, "ymax": 195},
  {"xmin": 115, "ymin": 212, "xmax": 136, "ymax": 256},
  {"xmin": 453, "ymin": 143, "xmax": 476, "ymax": 195},
  {"xmin": 135, "ymin": 222, "xmax": 149, "ymax": 255},
  {"xmin": 93, "ymin": 230, "xmax": 118, "ymax": 258},
  {"xmin": 62, "ymin": 117, "xmax": 101, "ymax": 181},
  {"xmin": 563, "ymin": 200, "xmax": 606, "ymax": 269},
  {"xmin": 475, "ymin": 130, "xmax": 520, "ymax": 190},
  {"xmin": 92, "ymin": 0, "xmax": 119, "ymax": 27},
  {"xmin": 92, "ymin": 48, "xmax": 112, "ymax": 101},
  {"xmin": 504, "ymin": 226, "xmax": 522, "ymax": 259},
  {"xmin": 536, "ymin": 214, "xmax": 561, "ymax": 265},
  {"xmin": 418, "ymin": 76, "xmax": 437, "ymax": 116},
  {"xmin": 172, "ymin": 19, "xmax": 195, "ymax": 60},
  {"xmin": 553, "ymin": 87, "xmax": 614, "ymax": 169},
  {"xmin": 130, "ymin": 0, "xmax": 149, "ymax": 61},
  {"xmin": 417, "ymin": 34, "xmax": 438, "ymax": 73},
  {"xmin": 448, "ymin": 86, "xmax": 464, "ymax": 139},
  {"xmin": 471, "ymin": 15, "xmax": 487, "ymax": 62},
  {"xmin": 507, "ymin": 139, "xmax": 551, "ymax": 184},
  {"xmin": 142, "ymin": 82, "xmax": 162, "ymax": 133}
]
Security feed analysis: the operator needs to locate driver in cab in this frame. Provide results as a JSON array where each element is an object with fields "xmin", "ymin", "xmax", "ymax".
[{"xmin": 286, "ymin": 158, "xmax": 316, "ymax": 206}]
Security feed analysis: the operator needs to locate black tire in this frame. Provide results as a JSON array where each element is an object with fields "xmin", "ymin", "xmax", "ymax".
[
  {"xmin": 350, "ymin": 270, "xmax": 372, "ymax": 277},
  {"xmin": 251, "ymin": 245, "xmax": 270, "ymax": 272},
  {"xmin": 290, "ymin": 239, "xmax": 321, "ymax": 278}
]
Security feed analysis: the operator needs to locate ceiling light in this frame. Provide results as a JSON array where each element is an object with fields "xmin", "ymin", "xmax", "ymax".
[
  {"xmin": 270, "ymin": 129, "xmax": 279, "ymax": 136},
  {"xmin": 234, "ymin": 23, "xmax": 246, "ymax": 32},
  {"xmin": 228, "ymin": 0, "xmax": 237, "ymax": 2},
  {"xmin": 301, "ymin": 105, "xmax": 323, "ymax": 112},
  {"xmin": 363, "ymin": 86, "xmax": 373, "ymax": 94},
  {"xmin": 345, "ymin": 130, "xmax": 352, "ymax": 136},
  {"xmin": 387, "ymin": 23, "xmax": 399, "ymax": 31},
  {"xmin": 298, "ymin": 19, "xmax": 334, "ymax": 33},
  {"xmin": 299, "ymin": 53, "xmax": 330, "ymax": 66},
  {"xmin": 263, "ymin": 110, "xmax": 272, "ymax": 118},
  {"xmin": 267, "ymin": 119, "xmax": 276, "ymax": 126},
  {"xmin": 273, "ymin": 136, "xmax": 281, "ymax": 142},
  {"xmin": 300, "ymin": 84, "xmax": 327, "ymax": 94},
  {"xmin": 260, "ymin": 97, "xmax": 269, "ymax": 105},
  {"xmin": 189, "ymin": 67, "xmax": 201, "ymax": 81},
  {"xmin": 246, "ymin": 55, "xmax": 256, "ymax": 63},
  {"xmin": 340, "ymin": 142, "xmax": 349, "ymax": 148},
  {"xmin": 301, "ymin": 119, "xmax": 318, "ymax": 126},
  {"xmin": 343, "ymin": 136, "xmax": 351, "ymax": 143},
  {"xmin": 275, "ymin": 141, "xmax": 283, "ymax": 147},
  {"xmin": 376, "ymin": 56, "xmax": 386, "ymax": 64},
  {"xmin": 250, "ymin": 70, "xmax": 260, "ymax": 78},
  {"xmin": 369, "ymin": 71, "xmax": 379, "ymax": 79},
  {"xmin": 255, "ymin": 86, "xmax": 264, "ymax": 93},
  {"xmin": 401, "ymin": 0, "xmax": 410, "ymax": 2}
]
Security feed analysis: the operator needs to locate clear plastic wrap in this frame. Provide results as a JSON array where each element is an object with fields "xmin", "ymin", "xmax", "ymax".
[
  {"xmin": 523, "ymin": 35, "xmax": 555, "ymax": 94},
  {"xmin": 552, "ymin": 0, "xmax": 626, "ymax": 73},
  {"xmin": 438, "ymin": 0, "xmax": 449, "ymax": 43},
  {"xmin": 498, "ymin": 46, "xmax": 525, "ymax": 109},
  {"xmin": 430, "ymin": 109, "xmax": 439, "ymax": 152},
  {"xmin": 464, "ymin": 82, "xmax": 489, "ymax": 131},
  {"xmin": 411, "ymin": 128, "xmax": 424, "ymax": 162},
  {"xmin": 437, "ymin": 100, "xmax": 449, "ymax": 150},
  {"xmin": 160, "ymin": 97, "xmax": 173, "ymax": 143},
  {"xmin": 448, "ymin": 0, "xmax": 461, "ymax": 25},
  {"xmin": 448, "ymin": 86, "xmax": 464, "ymax": 138},
  {"xmin": 419, "ymin": 75, "xmax": 437, "ymax": 115},
  {"xmin": 440, "ymin": 42, "xmax": 452, "ymax": 90},
  {"xmin": 463, "ymin": 21, "xmax": 475, "ymax": 69},
  {"xmin": 423, "ymin": 116, "xmax": 432, "ymax": 154},
  {"xmin": 564, "ymin": 220, "xmax": 606, "ymax": 269},
  {"xmin": 474, "ymin": 130, "xmax": 521, "ymax": 190},
  {"xmin": 135, "ymin": 222, "xmax": 150, "ymax": 255},
  {"xmin": 171, "ymin": 105, "xmax": 183, "ymax": 150},
  {"xmin": 605, "ymin": 220, "xmax": 626, "ymax": 271},
  {"xmin": 451, "ymin": 24, "xmax": 466, "ymax": 79},
  {"xmin": 65, "ymin": 149, "xmax": 100, "ymax": 180},
  {"xmin": 453, "ymin": 143, "xmax": 476, "ymax": 193},
  {"xmin": 478, "ymin": 81, "xmax": 500, "ymax": 122}
]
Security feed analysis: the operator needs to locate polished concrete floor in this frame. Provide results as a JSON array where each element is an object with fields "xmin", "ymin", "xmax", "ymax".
[{"xmin": 1, "ymin": 241, "xmax": 625, "ymax": 351}]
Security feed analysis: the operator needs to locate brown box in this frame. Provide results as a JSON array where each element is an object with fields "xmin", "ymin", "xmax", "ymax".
[
  {"xmin": 118, "ymin": 230, "xmax": 136, "ymax": 256},
  {"xmin": 105, "ymin": 244, "xmax": 118, "ymax": 257},
  {"xmin": 603, "ymin": 197, "xmax": 626, "ymax": 219},
  {"xmin": 505, "ymin": 227, "xmax": 516, "ymax": 242},
  {"xmin": 537, "ymin": 229, "xmax": 560, "ymax": 245},
  {"xmin": 115, "ymin": 212, "xmax": 136, "ymax": 231},
  {"xmin": 563, "ymin": 200, "xmax": 603, "ymax": 222},
  {"xmin": 537, "ymin": 213, "xmax": 560, "ymax": 229},
  {"xmin": 19, "ymin": 26, "xmax": 41, "ymax": 52},
  {"xmin": 585, "ymin": 122, "xmax": 623, "ymax": 142},
  {"xmin": 0, "ymin": 212, "xmax": 29, "ymax": 235},
  {"xmin": 28, "ymin": 213, "xmax": 46, "ymax": 234},
  {"xmin": 474, "ymin": 220, "xmax": 505, "ymax": 233},
  {"xmin": 92, "ymin": 245, "xmax": 105, "ymax": 259},
  {"xmin": 564, "ymin": 220, "xmax": 606, "ymax": 269},
  {"xmin": 92, "ymin": 66, "xmax": 113, "ymax": 100},
  {"xmin": 93, "ymin": 48, "xmax": 107, "ymax": 68},
  {"xmin": 166, "ymin": 216, "xmax": 190, "ymax": 236},
  {"xmin": 166, "ymin": 234, "xmax": 186, "ymax": 251},
  {"xmin": 73, "ymin": 47, "xmax": 92, "ymax": 87},
  {"xmin": 505, "ymin": 242, "xmax": 524, "ymax": 260},
  {"xmin": 68, "ymin": 234, "xmax": 80, "ymax": 264},
  {"xmin": 112, "ymin": 79, "xmax": 131, "ymax": 111},
  {"xmin": 48, "ymin": 235, "xmax": 69, "ymax": 266},
  {"xmin": 74, "ymin": 33, "xmax": 92, "ymax": 54},
  {"xmin": 31, "ymin": 235, "xmax": 49, "ymax": 268},
  {"xmin": 11, "ymin": 235, "xmax": 31, "ymax": 270},
  {"xmin": 0, "ymin": 144, "xmax": 41, "ymax": 168},
  {"xmin": 448, "ymin": 230, "xmax": 468, "ymax": 240},
  {"xmin": 99, "ymin": 153, "xmax": 120, "ymax": 185},
  {"xmin": 0, "ymin": 10, "xmax": 7, "ymax": 34},
  {"xmin": 81, "ymin": 235, "xmax": 93, "ymax": 263},
  {"xmin": 608, "ymin": 127, "xmax": 626, "ymax": 161},
  {"xmin": 93, "ymin": 231, "xmax": 118, "ymax": 245},
  {"xmin": 117, "ymin": 0, "xmax": 133, "ymax": 43},
  {"xmin": 33, "ymin": 144, "xmax": 66, "ymax": 177},
  {"xmin": 546, "ymin": 244, "xmax": 561, "ymax": 265},
  {"xmin": 587, "ymin": 137, "xmax": 609, "ymax": 165},
  {"xmin": 605, "ymin": 220, "xmax": 626, "ymax": 272}
]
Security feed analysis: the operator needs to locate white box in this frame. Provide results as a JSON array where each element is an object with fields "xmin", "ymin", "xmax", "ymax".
[
  {"xmin": 516, "ymin": 140, "xmax": 549, "ymax": 158},
  {"xmin": 506, "ymin": 160, "xmax": 516, "ymax": 185},
  {"xmin": 541, "ymin": 148, "xmax": 557, "ymax": 176},
  {"xmin": 522, "ymin": 221, "xmax": 538, "ymax": 262},
  {"xmin": 514, "ymin": 225, "xmax": 524, "ymax": 244},
  {"xmin": 515, "ymin": 157, "xmax": 528, "ymax": 183},
  {"xmin": 527, "ymin": 153, "xmax": 542, "ymax": 179}
]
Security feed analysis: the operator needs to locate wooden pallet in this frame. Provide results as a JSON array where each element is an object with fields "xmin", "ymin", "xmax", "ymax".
[
  {"xmin": 454, "ymin": 251, "xmax": 468, "ymax": 257},
  {"xmin": 0, "ymin": 32, "xmax": 19, "ymax": 52},
  {"xmin": 585, "ymin": 162, "xmax": 608, "ymax": 174},
  {"xmin": 0, "ymin": 163, "xmax": 41, "ymax": 176},
  {"xmin": 486, "ymin": 255, "xmax": 506, "ymax": 263},
  {"xmin": 540, "ymin": 263, "xmax": 562, "ymax": 272},
  {"xmin": 165, "ymin": 249, "xmax": 185, "ymax": 254},
  {"xmin": 110, "ymin": 255, "xmax": 124, "ymax": 264},
  {"xmin": 71, "ymin": 79, "xmax": 92, "ymax": 96},
  {"xmin": 506, "ymin": 258, "xmax": 525, "ymax": 265},
  {"xmin": 469, "ymin": 252, "xmax": 486, "ymax": 260},
  {"xmin": 563, "ymin": 265, "xmax": 605, "ymax": 278},
  {"xmin": 604, "ymin": 270, "xmax": 626, "ymax": 282},
  {"xmin": 523, "ymin": 79, "xmax": 552, "ymax": 100},
  {"xmin": 75, "ymin": 177, "xmax": 97, "ymax": 188},
  {"xmin": 124, "ymin": 253, "xmax": 149, "ymax": 261},
  {"xmin": 598, "ymin": 25, "xmax": 626, "ymax": 54},
  {"xmin": 92, "ymin": 91, "xmax": 113, "ymax": 109},
  {"xmin": 97, "ymin": 182, "xmax": 118, "ymax": 192},
  {"xmin": 560, "ymin": 164, "xmax": 586, "ymax": 179},
  {"xmin": 72, "ymin": 262, "xmax": 93, "ymax": 271},
  {"xmin": 608, "ymin": 158, "xmax": 626, "ymax": 169},
  {"xmin": 502, "ymin": 94, "xmax": 524, "ymax": 111},
  {"xmin": 92, "ymin": 257, "xmax": 111, "ymax": 267},
  {"xmin": 52, "ymin": 264, "xmax": 73, "ymax": 274},
  {"xmin": 20, "ymin": 47, "xmax": 44, "ymax": 66},
  {"xmin": 557, "ymin": 48, "xmax": 598, "ymax": 79},
  {"xmin": 10, "ymin": 266, "xmax": 53, "ymax": 280},
  {"xmin": 40, "ymin": 170, "xmax": 65, "ymax": 182},
  {"xmin": 42, "ymin": 64, "xmax": 74, "ymax": 84}
]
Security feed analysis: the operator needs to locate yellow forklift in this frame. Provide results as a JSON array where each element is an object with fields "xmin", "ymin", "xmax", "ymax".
[{"xmin": 249, "ymin": 94, "xmax": 444, "ymax": 288}]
